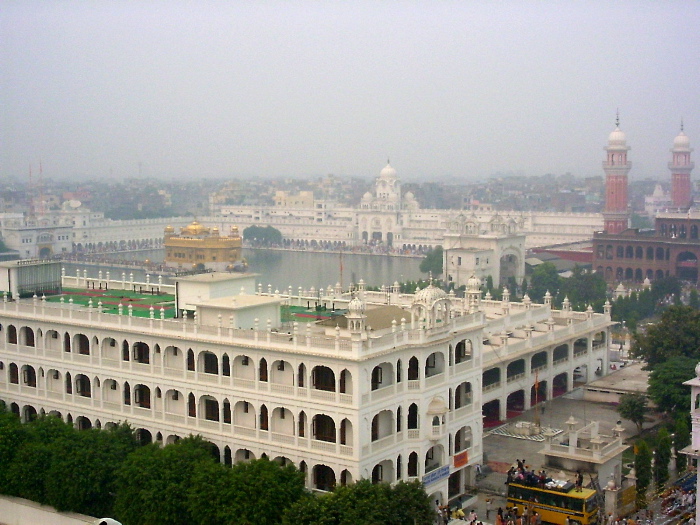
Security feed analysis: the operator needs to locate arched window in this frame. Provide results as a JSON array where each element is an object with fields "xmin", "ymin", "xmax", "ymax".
[
  {"xmin": 408, "ymin": 403, "xmax": 419, "ymax": 430},
  {"xmin": 407, "ymin": 357, "xmax": 419, "ymax": 380}
]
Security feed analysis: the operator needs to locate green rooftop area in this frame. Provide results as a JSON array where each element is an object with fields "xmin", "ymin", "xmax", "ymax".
[
  {"xmin": 281, "ymin": 305, "xmax": 347, "ymax": 324},
  {"xmin": 45, "ymin": 288, "xmax": 177, "ymax": 319}
]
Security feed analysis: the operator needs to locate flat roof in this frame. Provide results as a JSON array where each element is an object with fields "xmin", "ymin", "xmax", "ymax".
[
  {"xmin": 176, "ymin": 272, "xmax": 258, "ymax": 283},
  {"xmin": 584, "ymin": 362, "xmax": 649, "ymax": 395},
  {"xmin": 190, "ymin": 294, "xmax": 282, "ymax": 311}
]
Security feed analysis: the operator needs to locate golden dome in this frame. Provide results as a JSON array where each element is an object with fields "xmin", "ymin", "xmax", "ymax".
[
  {"xmin": 164, "ymin": 225, "xmax": 175, "ymax": 233},
  {"xmin": 181, "ymin": 220, "xmax": 209, "ymax": 235}
]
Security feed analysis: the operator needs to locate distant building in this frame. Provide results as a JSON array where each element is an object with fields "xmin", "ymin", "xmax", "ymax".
[
  {"xmin": 593, "ymin": 125, "xmax": 698, "ymax": 284},
  {"xmin": 442, "ymin": 213, "xmax": 526, "ymax": 287},
  {"xmin": 644, "ymin": 184, "xmax": 672, "ymax": 217},
  {"xmin": 164, "ymin": 220, "xmax": 244, "ymax": 272}
]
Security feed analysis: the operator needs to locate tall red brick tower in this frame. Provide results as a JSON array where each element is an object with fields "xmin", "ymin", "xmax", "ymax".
[
  {"xmin": 603, "ymin": 114, "xmax": 631, "ymax": 233},
  {"xmin": 670, "ymin": 122, "xmax": 694, "ymax": 210}
]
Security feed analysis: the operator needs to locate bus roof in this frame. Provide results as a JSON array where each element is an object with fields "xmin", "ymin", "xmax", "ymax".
[{"xmin": 507, "ymin": 481, "xmax": 597, "ymax": 498}]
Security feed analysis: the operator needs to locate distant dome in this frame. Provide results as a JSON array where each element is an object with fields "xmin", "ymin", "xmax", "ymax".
[
  {"xmin": 348, "ymin": 296, "xmax": 365, "ymax": 315},
  {"xmin": 164, "ymin": 225, "xmax": 175, "ymax": 234},
  {"xmin": 404, "ymin": 191, "xmax": 415, "ymax": 200},
  {"xmin": 608, "ymin": 126, "xmax": 627, "ymax": 146},
  {"xmin": 695, "ymin": 361, "xmax": 700, "ymax": 378},
  {"xmin": 674, "ymin": 131, "xmax": 691, "ymax": 149},
  {"xmin": 467, "ymin": 275, "xmax": 481, "ymax": 292},
  {"xmin": 181, "ymin": 220, "xmax": 209, "ymax": 235},
  {"xmin": 380, "ymin": 162, "xmax": 397, "ymax": 179},
  {"xmin": 362, "ymin": 191, "xmax": 373, "ymax": 201},
  {"xmin": 414, "ymin": 284, "xmax": 447, "ymax": 306}
]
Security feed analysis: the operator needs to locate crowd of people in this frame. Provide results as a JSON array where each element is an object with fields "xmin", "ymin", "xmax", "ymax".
[
  {"xmin": 506, "ymin": 460, "xmax": 554, "ymax": 489},
  {"xmin": 660, "ymin": 485, "xmax": 696, "ymax": 523}
]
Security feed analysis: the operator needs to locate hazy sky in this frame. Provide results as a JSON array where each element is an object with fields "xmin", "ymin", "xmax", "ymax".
[{"xmin": 2, "ymin": 2, "xmax": 699, "ymax": 183}]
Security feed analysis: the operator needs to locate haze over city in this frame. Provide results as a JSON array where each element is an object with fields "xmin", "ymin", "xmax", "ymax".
[{"xmin": 1, "ymin": 1, "xmax": 699, "ymax": 182}]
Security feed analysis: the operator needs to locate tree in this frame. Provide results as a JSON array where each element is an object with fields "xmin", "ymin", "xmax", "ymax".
[
  {"xmin": 674, "ymin": 417, "xmax": 691, "ymax": 472},
  {"xmin": 654, "ymin": 428, "xmax": 672, "ymax": 488},
  {"xmin": 114, "ymin": 436, "xmax": 218, "ymax": 525},
  {"xmin": 528, "ymin": 263, "xmax": 560, "ymax": 303},
  {"xmin": 647, "ymin": 356, "xmax": 696, "ymax": 414},
  {"xmin": 690, "ymin": 289, "xmax": 699, "ymax": 309},
  {"xmin": 419, "ymin": 246, "xmax": 443, "ymax": 275},
  {"xmin": 282, "ymin": 479, "xmax": 434, "ymax": 525},
  {"xmin": 243, "ymin": 225, "xmax": 283, "ymax": 245},
  {"xmin": 188, "ymin": 458, "xmax": 306, "ymax": 525},
  {"xmin": 557, "ymin": 266, "xmax": 607, "ymax": 311},
  {"xmin": 631, "ymin": 306, "xmax": 700, "ymax": 367},
  {"xmin": 45, "ymin": 423, "xmax": 138, "ymax": 517},
  {"xmin": 0, "ymin": 403, "xmax": 28, "ymax": 492},
  {"xmin": 617, "ymin": 394, "xmax": 647, "ymax": 434},
  {"xmin": 634, "ymin": 440, "xmax": 652, "ymax": 508}
]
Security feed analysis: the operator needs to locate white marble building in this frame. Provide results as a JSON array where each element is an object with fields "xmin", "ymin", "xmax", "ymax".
[
  {"xmin": 0, "ymin": 267, "xmax": 611, "ymax": 505},
  {"xmin": 217, "ymin": 163, "xmax": 603, "ymax": 250}
]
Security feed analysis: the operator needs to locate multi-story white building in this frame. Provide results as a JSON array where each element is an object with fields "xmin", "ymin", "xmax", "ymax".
[{"xmin": 0, "ymin": 269, "xmax": 611, "ymax": 505}]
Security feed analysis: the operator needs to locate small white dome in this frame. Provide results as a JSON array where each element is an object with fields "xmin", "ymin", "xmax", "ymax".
[
  {"xmin": 362, "ymin": 191, "xmax": 373, "ymax": 201},
  {"xmin": 380, "ymin": 162, "xmax": 397, "ymax": 179},
  {"xmin": 695, "ymin": 361, "xmax": 700, "ymax": 379},
  {"xmin": 467, "ymin": 275, "xmax": 481, "ymax": 292},
  {"xmin": 348, "ymin": 296, "xmax": 365, "ymax": 314},
  {"xmin": 608, "ymin": 126, "xmax": 627, "ymax": 145},
  {"xmin": 414, "ymin": 284, "xmax": 447, "ymax": 306},
  {"xmin": 404, "ymin": 191, "xmax": 415, "ymax": 200},
  {"xmin": 674, "ymin": 131, "xmax": 691, "ymax": 149}
]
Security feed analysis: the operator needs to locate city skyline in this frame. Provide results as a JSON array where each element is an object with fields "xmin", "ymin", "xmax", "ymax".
[{"xmin": 1, "ymin": 2, "xmax": 698, "ymax": 182}]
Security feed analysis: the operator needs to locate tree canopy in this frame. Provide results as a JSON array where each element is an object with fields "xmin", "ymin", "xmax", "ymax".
[
  {"xmin": 631, "ymin": 306, "xmax": 700, "ymax": 367},
  {"xmin": 283, "ymin": 479, "xmax": 434, "ymax": 525},
  {"xmin": 243, "ymin": 225, "xmax": 283, "ymax": 245},
  {"xmin": 0, "ymin": 404, "xmax": 437, "ymax": 525},
  {"xmin": 634, "ymin": 440, "xmax": 652, "ymax": 508},
  {"xmin": 528, "ymin": 263, "xmax": 560, "ymax": 303},
  {"xmin": 419, "ymin": 246, "xmax": 443, "ymax": 275},
  {"xmin": 617, "ymin": 393, "xmax": 647, "ymax": 434},
  {"xmin": 647, "ymin": 356, "xmax": 697, "ymax": 414},
  {"xmin": 557, "ymin": 266, "xmax": 607, "ymax": 311}
]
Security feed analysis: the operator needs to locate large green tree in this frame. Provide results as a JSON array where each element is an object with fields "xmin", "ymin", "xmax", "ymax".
[
  {"xmin": 44, "ymin": 423, "xmax": 138, "ymax": 517},
  {"xmin": 243, "ymin": 225, "xmax": 283, "ymax": 245},
  {"xmin": 0, "ymin": 403, "xmax": 28, "ymax": 491},
  {"xmin": 282, "ymin": 479, "xmax": 434, "ymax": 525},
  {"xmin": 631, "ymin": 306, "xmax": 700, "ymax": 367},
  {"xmin": 188, "ymin": 458, "xmax": 306, "ymax": 525},
  {"xmin": 528, "ymin": 263, "xmax": 560, "ymax": 303},
  {"xmin": 634, "ymin": 440, "xmax": 652, "ymax": 508},
  {"xmin": 617, "ymin": 393, "xmax": 647, "ymax": 434},
  {"xmin": 557, "ymin": 266, "xmax": 607, "ymax": 310},
  {"xmin": 647, "ymin": 356, "xmax": 696, "ymax": 414},
  {"xmin": 674, "ymin": 417, "xmax": 691, "ymax": 472},
  {"xmin": 654, "ymin": 428, "xmax": 672, "ymax": 488},
  {"xmin": 114, "ymin": 436, "xmax": 216, "ymax": 525},
  {"xmin": 419, "ymin": 246, "xmax": 443, "ymax": 275}
]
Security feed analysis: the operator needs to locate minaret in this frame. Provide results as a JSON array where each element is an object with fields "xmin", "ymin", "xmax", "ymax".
[
  {"xmin": 670, "ymin": 122, "xmax": 694, "ymax": 210},
  {"xmin": 603, "ymin": 114, "xmax": 631, "ymax": 234}
]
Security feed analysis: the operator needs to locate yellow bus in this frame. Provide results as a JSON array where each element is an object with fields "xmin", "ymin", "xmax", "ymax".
[{"xmin": 506, "ymin": 481, "xmax": 600, "ymax": 525}]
